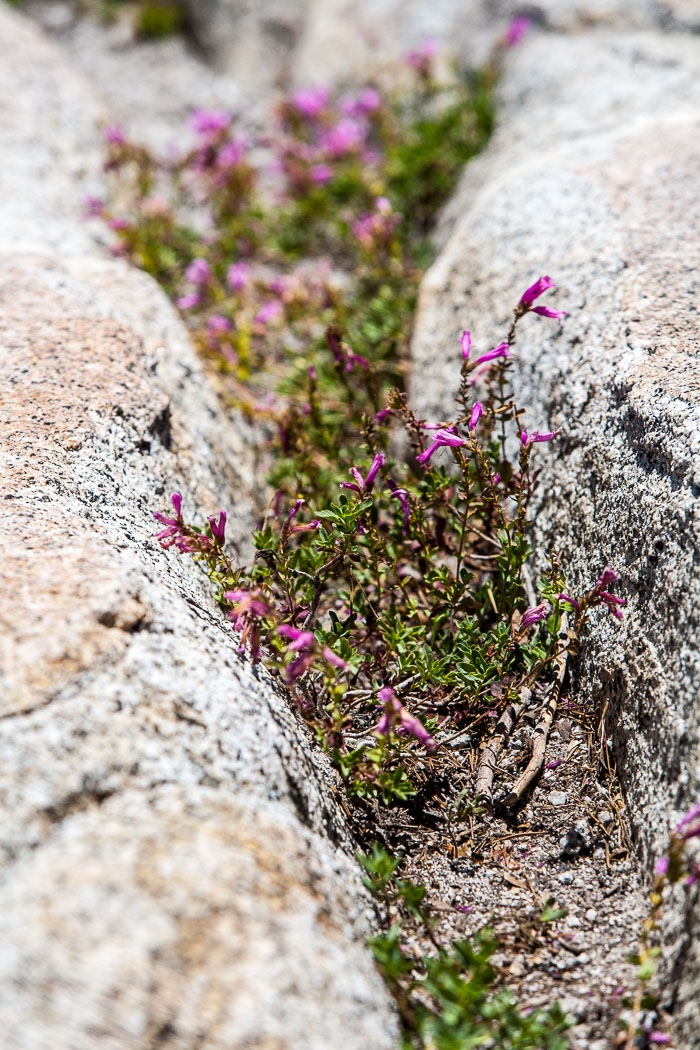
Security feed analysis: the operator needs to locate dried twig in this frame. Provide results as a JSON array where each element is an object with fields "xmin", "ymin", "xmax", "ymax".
[
  {"xmin": 474, "ymin": 689, "xmax": 530, "ymax": 809},
  {"xmin": 502, "ymin": 618, "xmax": 569, "ymax": 809}
]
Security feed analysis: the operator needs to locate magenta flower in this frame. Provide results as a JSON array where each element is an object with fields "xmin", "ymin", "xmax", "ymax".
[
  {"xmin": 505, "ymin": 15, "xmax": 531, "ymax": 47},
  {"xmin": 532, "ymin": 305, "xmax": 567, "ymax": 322},
  {"xmin": 521, "ymin": 428, "xmax": 559, "ymax": 446},
  {"xmin": 677, "ymin": 803, "xmax": 700, "ymax": 839},
  {"xmin": 208, "ymin": 314, "xmax": 233, "ymax": 333},
  {"xmin": 185, "ymin": 258, "xmax": 212, "ymax": 286},
  {"xmin": 291, "ymin": 85, "xmax": 330, "ymax": 118},
  {"xmin": 654, "ymin": 855, "xmax": 669, "ymax": 877},
  {"xmin": 390, "ymin": 487, "xmax": 411, "ymax": 534},
  {"xmin": 190, "ymin": 108, "xmax": 230, "ymax": 136},
  {"xmin": 290, "ymin": 519, "xmax": 320, "ymax": 535},
  {"xmin": 311, "ymin": 163, "xmax": 334, "ymax": 184},
  {"xmin": 278, "ymin": 625, "xmax": 315, "ymax": 651},
  {"xmin": 207, "ymin": 510, "xmax": 227, "ymax": 544},
  {"xmin": 320, "ymin": 118, "xmax": 365, "ymax": 157},
  {"xmin": 520, "ymin": 275, "xmax": 556, "ymax": 306},
  {"xmin": 341, "ymin": 88, "xmax": 381, "ymax": 116},
  {"xmin": 469, "ymin": 402, "xmax": 483, "ymax": 431},
  {"xmin": 374, "ymin": 687, "xmax": 436, "ymax": 750},
  {"xmin": 473, "ymin": 342, "xmax": 511, "ymax": 368},
  {"xmin": 322, "ymin": 647, "xmax": 346, "ymax": 669},
  {"xmin": 254, "ymin": 300, "xmax": 284, "ymax": 325},
  {"xmin": 405, "ymin": 38, "xmax": 438, "ymax": 75},
  {"xmin": 176, "ymin": 293, "xmax": 201, "ymax": 311},
  {"xmin": 417, "ymin": 428, "xmax": 465, "ymax": 466},
  {"xmin": 227, "ymin": 261, "xmax": 249, "ymax": 291},
  {"xmin": 460, "ymin": 329, "xmax": 471, "ymax": 362},
  {"xmin": 104, "ymin": 124, "xmax": 126, "ymax": 146},
  {"xmin": 224, "ymin": 588, "xmax": 271, "ymax": 664},
  {"xmin": 520, "ymin": 602, "xmax": 549, "ymax": 629},
  {"xmin": 170, "ymin": 492, "xmax": 182, "ymax": 518},
  {"xmin": 283, "ymin": 497, "xmax": 304, "ymax": 535},
  {"xmin": 217, "ymin": 137, "xmax": 248, "ymax": 170},
  {"xmin": 596, "ymin": 566, "xmax": 620, "ymax": 588},
  {"xmin": 83, "ymin": 195, "xmax": 104, "ymax": 217},
  {"xmin": 597, "ymin": 591, "xmax": 627, "ymax": 619},
  {"xmin": 649, "ymin": 1036, "xmax": 671, "ymax": 1045},
  {"xmin": 341, "ymin": 452, "xmax": 385, "ymax": 494},
  {"xmin": 557, "ymin": 592, "xmax": 580, "ymax": 611}
]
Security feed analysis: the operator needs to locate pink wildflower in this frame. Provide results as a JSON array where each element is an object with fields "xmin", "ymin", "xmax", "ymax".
[
  {"xmin": 374, "ymin": 687, "xmax": 436, "ymax": 751},
  {"xmin": 321, "ymin": 118, "xmax": 365, "ymax": 156},
  {"xmin": 208, "ymin": 314, "xmax": 232, "ymax": 333},
  {"xmin": 405, "ymin": 38, "xmax": 438, "ymax": 75},
  {"xmin": 291, "ymin": 86, "xmax": 330, "ymax": 118},
  {"xmin": 185, "ymin": 258, "xmax": 212, "ymax": 286},
  {"xmin": 677, "ymin": 803, "xmax": 700, "ymax": 840},
  {"xmin": 341, "ymin": 452, "xmax": 385, "ymax": 494},
  {"xmin": 473, "ymin": 342, "xmax": 510, "ymax": 368},
  {"xmin": 390, "ymin": 487, "xmax": 411, "ymax": 534},
  {"xmin": 206, "ymin": 510, "xmax": 227, "ymax": 544},
  {"xmin": 278, "ymin": 625, "xmax": 315, "ymax": 651},
  {"xmin": 322, "ymin": 647, "xmax": 346, "ymax": 669},
  {"xmin": 417, "ymin": 428, "xmax": 465, "ymax": 466},
  {"xmin": 190, "ymin": 109, "xmax": 230, "ymax": 136},
  {"xmin": 224, "ymin": 588, "xmax": 271, "ymax": 664},
  {"xmin": 104, "ymin": 124, "xmax": 126, "ymax": 146},
  {"xmin": 341, "ymin": 88, "xmax": 381, "ymax": 116},
  {"xmin": 176, "ymin": 293, "xmax": 201, "ymax": 310},
  {"xmin": 558, "ymin": 593, "xmax": 580, "ymax": 611},
  {"xmin": 521, "ymin": 428, "xmax": 559, "ymax": 446},
  {"xmin": 519, "ymin": 602, "xmax": 549, "ymax": 629},
  {"xmin": 520, "ymin": 275, "xmax": 556, "ymax": 307},
  {"xmin": 460, "ymin": 330, "xmax": 471, "ymax": 362},
  {"xmin": 254, "ymin": 300, "xmax": 284, "ymax": 325},
  {"xmin": 469, "ymin": 402, "xmax": 483, "ymax": 431},
  {"xmin": 654, "ymin": 856, "xmax": 669, "ymax": 877},
  {"xmin": 532, "ymin": 305, "xmax": 567, "ymax": 322},
  {"xmin": 311, "ymin": 163, "xmax": 334, "ymax": 184},
  {"xmin": 227, "ymin": 261, "xmax": 249, "ymax": 291},
  {"xmin": 505, "ymin": 16, "xmax": 531, "ymax": 47}
]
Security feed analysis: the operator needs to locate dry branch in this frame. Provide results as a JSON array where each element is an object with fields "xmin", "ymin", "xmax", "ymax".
[
  {"xmin": 474, "ymin": 688, "xmax": 530, "ymax": 808},
  {"xmin": 502, "ymin": 618, "xmax": 569, "ymax": 809}
]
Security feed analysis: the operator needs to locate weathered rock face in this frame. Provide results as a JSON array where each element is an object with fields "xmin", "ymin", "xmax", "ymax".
[
  {"xmin": 411, "ymin": 25, "xmax": 700, "ymax": 1047},
  {"xmin": 0, "ymin": 8, "xmax": 396, "ymax": 1049}
]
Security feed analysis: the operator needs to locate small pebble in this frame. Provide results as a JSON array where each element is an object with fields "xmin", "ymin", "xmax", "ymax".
[
  {"xmin": 585, "ymin": 908, "xmax": 597, "ymax": 922},
  {"xmin": 559, "ymin": 872, "xmax": 574, "ymax": 884},
  {"xmin": 597, "ymin": 809, "xmax": 614, "ymax": 825},
  {"xmin": 549, "ymin": 790, "xmax": 568, "ymax": 806}
]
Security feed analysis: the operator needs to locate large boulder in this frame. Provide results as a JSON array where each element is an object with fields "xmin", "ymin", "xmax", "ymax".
[
  {"xmin": 0, "ymin": 7, "xmax": 396, "ymax": 1049},
  {"xmin": 411, "ymin": 24, "xmax": 700, "ymax": 1047}
]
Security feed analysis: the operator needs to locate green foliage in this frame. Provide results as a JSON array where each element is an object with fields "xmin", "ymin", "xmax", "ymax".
[{"xmin": 362, "ymin": 847, "xmax": 571, "ymax": 1050}]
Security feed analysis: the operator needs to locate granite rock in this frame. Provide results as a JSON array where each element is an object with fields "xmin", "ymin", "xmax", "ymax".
[
  {"xmin": 0, "ymin": 9, "xmax": 396, "ymax": 1049},
  {"xmin": 411, "ymin": 26, "xmax": 700, "ymax": 1047}
]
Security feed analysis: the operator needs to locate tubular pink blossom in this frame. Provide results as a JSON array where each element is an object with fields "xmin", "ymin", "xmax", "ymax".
[
  {"xmin": 374, "ymin": 687, "xmax": 436, "ymax": 750},
  {"xmin": 227, "ymin": 261, "xmax": 249, "ymax": 291},
  {"xmin": 505, "ymin": 15, "xmax": 531, "ymax": 47},
  {"xmin": 596, "ymin": 566, "xmax": 620, "ymax": 588},
  {"xmin": 390, "ymin": 487, "xmax": 411, "ymax": 534},
  {"xmin": 254, "ymin": 300, "xmax": 284, "ymax": 325},
  {"xmin": 557, "ymin": 592, "xmax": 580, "ymax": 611},
  {"xmin": 171, "ymin": 492, "xmax": 183, "ymax": 518},
  {"xmin": 185, "ymin": 258, "xmax": 212, "ymax": 285},
  {"xmin": 277, "ymin": 625, "xmax": 314, "ymax": 651},
  {"xmin": 520, "ymin": 275, "xmax": 556, "ymax": 306},
  {"xmin": 322, "ymin": 647, "xmax": 346, "ymax": 669},
  {"xmin": 290, "ymin": 519, "xmax": 320, "ymax": 534},
  {"xmin": 469, "ymin": 402, "xmax": 483, "ymax": 431},
  {"xmin": 677, "ymin": 803, "xmax": 700, "ymax": 836},
  {"xmin": 460, "ymin": 330, "xmax": 471, "ymax": 362},
  {"xmin": 532, "ymin": 305, "xmax": 567, "ymax": 322},
  {"xmin": 473, "ymin": 342, "xmax": 510, "ymax": 368},
  {"xmin": 417, "ymin": 428, "xmax": 465, "ymax": 466},
  {"xmin": 364, "ymin": 452, "xmax": 385, "ymax": 491},
  {"xmin": 176, "ymin": 293, "xmax": 201, "ymax": 310},
  {"xmin": 654, "ymin": 856, "xmax": 669, "ymax": 877},
  {"xmin": 207, "ymin": 510, "xmax": 227, "ymax": 543},
  {"xmin": 519, "ymin": 602, "xmax": 549, "ymax": 629},
  {"xmin": 190, "ymin": 109, "xmax": 230, "ymax": 135},
  {"xmin": 521, "ymin": 429, "xmax": 559, "ymax": 446}
]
